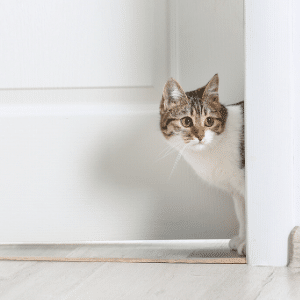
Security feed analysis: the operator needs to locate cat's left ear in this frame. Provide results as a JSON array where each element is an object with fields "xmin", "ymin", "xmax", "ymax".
[
  {"xmin": 202, "ymin": 74, "xmax": 219, "ymax": 100},
  {"xmin": 160, "ymin": 78, "xmax": 187, "ymax": 113}
]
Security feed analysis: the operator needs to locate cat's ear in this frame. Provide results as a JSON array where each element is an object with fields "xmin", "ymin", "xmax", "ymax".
[
  {"xmin": 160, "ymin": 78, "xmax": 187, "ymax": 113},
  {"xmin": 202, "ymin": 74, "xmax": 219, "ymax": 99}
]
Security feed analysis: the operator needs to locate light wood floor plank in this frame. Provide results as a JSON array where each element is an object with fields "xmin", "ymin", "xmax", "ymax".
[
  {"xmin": 62, "ymin": 264, "xmax": 274, "ymax": 300},
  {"xmin": 252, "ymin": 267, "xmax": 300, "ymax": 300},
  {"xmin": 0, "ymin": 244, "xmax": 299, "ymax": 299},
  {"xmin": 0, "ymin": 261, "xmax": 106, "ymax": 300},
  {"xmin": 0, "ymin": 260, "xmax": 299, "ymax": 299}
]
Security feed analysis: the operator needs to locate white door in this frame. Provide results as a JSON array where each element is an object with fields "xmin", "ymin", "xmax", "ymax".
[{"xmin": 0, "ymin": 0, "xmax": 243, "ymax": 244}]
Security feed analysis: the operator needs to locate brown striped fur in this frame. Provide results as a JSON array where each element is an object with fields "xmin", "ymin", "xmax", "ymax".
[
  {"xmin": 227, "ymin": 101, "xmax": 245, "ymax": 169},
  {"xmin": 160, "ymin": 74, "xmax": 228, "ymax": 143}
]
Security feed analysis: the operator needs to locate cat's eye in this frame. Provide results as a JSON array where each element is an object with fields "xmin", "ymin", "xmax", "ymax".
[
  {"xmin": 181, "ymin": 117, "xmax": 193, "ymax": 127},
  {"xmin": 205, "ymin": 117, "xmax": 214, "ymax": 127}
]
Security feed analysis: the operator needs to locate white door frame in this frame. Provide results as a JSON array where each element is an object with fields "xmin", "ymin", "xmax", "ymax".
[{"xmin": 245, "ymin": 0, "xmax": 297, "ymax": 266}]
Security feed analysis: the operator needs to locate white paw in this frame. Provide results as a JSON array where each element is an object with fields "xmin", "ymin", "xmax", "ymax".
[
  {"xmin": 229, "ymin": 236, "xmax": 246, "ymax": 256},
  {"xmin": 237, "ymin": 241, "xmax": 246, "ymax": 256},
  {"xmin": 229, "ymin": 235, "xmax": 240, "ymax": 250}
]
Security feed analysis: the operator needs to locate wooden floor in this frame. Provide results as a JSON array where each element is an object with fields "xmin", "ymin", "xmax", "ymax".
[{"xmin": 0, "ymin": 242, "xmax": 299, "ymax": 299}]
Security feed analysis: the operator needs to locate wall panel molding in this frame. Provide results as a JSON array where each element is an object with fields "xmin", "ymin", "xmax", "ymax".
[{"xmin": 0, "ymin": 0, "xmax": 156, "ymax": 89}]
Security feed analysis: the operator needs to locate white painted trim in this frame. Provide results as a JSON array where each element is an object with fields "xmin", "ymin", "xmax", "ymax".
[
  {"xmin": 291, "ymin": 0, "xmax": 300, "ymax": 226},
  {"xmin": 0, "ymin": 86, "xmax": 154, "ymax": 91},
  {"xmin": 290, "ymin": 0, "xmax": 296, "ymax": 227},
  {"xmin": 0, "ymin": 104, "xmax": 159, "ymax": 117},
  {"xmin": 245, "ymin": 0, "xmax": 295, "ymax": 266},
  {"xmin": 0, "ymin": 239, "xmax": 230, "ymax": 246}
]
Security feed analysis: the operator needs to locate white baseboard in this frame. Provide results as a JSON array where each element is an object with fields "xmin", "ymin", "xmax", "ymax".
[{"xmin": 0, "ymin": 239, "xmax": 230, "ymax": 246}]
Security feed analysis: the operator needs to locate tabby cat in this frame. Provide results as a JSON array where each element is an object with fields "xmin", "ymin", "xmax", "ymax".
[{"xmin": 159, "ymin": 74, "xmax": 246, "ymax": 255}]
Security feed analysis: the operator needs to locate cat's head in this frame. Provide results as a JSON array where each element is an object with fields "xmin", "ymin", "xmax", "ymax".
[{"xmin": 159, "ymin": 74, "xmax": 227, "ymax": 151}]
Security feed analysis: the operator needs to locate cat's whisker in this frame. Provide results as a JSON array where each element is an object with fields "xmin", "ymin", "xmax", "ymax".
[
  {"xmin": 168, "ymin": 145, "xmax": 188, "ymax": 180},
  {"xmin": 155, "ymin": 142, "xmax": 183, "ymax": 162},
  {"xmin": 157, "ymin": 143, "xmax": 181, "ymax": 157},
  {"xmin": 155, "ymin": 148, "xmax": 177, "ymax": 162},
  {"xmin": 157, "ymin": 144, "xmax": 174, "ymax": 157}
]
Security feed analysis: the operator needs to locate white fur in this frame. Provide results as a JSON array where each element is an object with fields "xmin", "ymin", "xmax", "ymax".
[
  {"xmin": 183, "ymin": 106, "xmax": 244, "ymax": 194},
  {"xmin": 170, "ymin": 86, "xmax": 182, "ymax": 99},
  {"xmin": 168, "ymin": 105, "xmax": 246, "ymax": 255}
]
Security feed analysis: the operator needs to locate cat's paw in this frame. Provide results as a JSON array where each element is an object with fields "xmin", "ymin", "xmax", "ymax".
[
  {"xmin": 229, "ymin": 236, "xmax": 246, "ymax": 256},
  {"xmin": 237, "ymin": 241, "xmax": 246, "ymax": 256},
  {"xmin": 229, "ymin": 235, "xmax": 240, "ymax": 250}
]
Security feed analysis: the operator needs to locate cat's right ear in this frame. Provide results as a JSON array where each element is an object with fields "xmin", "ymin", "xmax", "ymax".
[{"xmin": 160, "ymin": 78, "xmax": 186, "ymax": 113}]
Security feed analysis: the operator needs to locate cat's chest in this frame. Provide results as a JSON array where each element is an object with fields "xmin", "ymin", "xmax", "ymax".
[{"xmin": 183, "ymin": 148, "xmax": 241, "ymax": 189}]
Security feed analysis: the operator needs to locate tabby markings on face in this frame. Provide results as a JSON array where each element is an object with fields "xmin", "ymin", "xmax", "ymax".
[{"xmin": 160, "ymin": 75, "xmax": 227, "ymax": 148}]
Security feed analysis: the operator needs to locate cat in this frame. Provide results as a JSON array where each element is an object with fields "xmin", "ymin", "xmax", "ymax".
[{"xmin": 159, "ymin": 74, "xmax": 246, "ymax": 255}]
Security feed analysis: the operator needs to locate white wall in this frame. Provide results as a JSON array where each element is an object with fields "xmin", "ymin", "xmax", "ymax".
[
  {"xmin": 176, "ymin": 0, "xmax": 244, "ymax": 105},
  {"xmin": 0, "ymin": 0, "xmax": 243, "ymax": 243}
]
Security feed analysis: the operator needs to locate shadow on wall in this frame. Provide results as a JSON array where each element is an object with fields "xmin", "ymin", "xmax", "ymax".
[{"xmin": 90, "ymin": 113, "xmax": 238, "ymax": 240}]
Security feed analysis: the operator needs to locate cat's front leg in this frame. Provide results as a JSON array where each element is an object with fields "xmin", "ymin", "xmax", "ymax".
[
  {"xmin": 229, "ymin": 192, "xmax": 246, "ymax": 256},
  {"xmin": 229, "ymin": 236, "xmax": 246, "ymax": 255}
]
